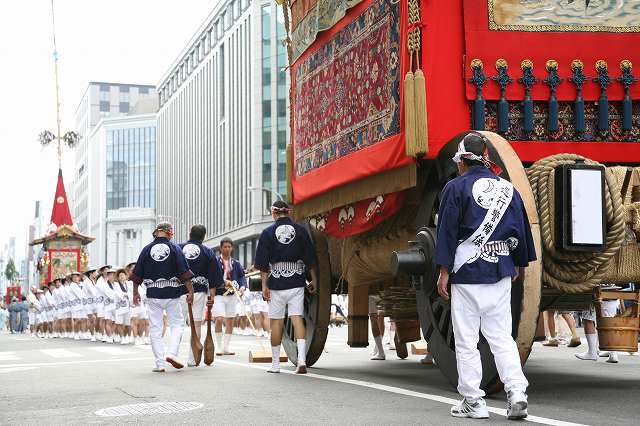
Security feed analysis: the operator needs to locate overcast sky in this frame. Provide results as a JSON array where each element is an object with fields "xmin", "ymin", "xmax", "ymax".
[{"xmin": 0, "ymin": 0, "xmax": 217, "ymax": 261}]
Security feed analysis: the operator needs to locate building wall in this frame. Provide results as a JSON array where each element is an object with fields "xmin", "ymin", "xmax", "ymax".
[
  {"xmin": 73, "ymin": 82, "xmax": 157, "ymax": 236},
  {"xmin": 85, "ymin": 114, "xmax": 157, "ymax": 267},
  {"xmin": 156, "ymin": 0, "xmax": 289, "ymax": 268}
]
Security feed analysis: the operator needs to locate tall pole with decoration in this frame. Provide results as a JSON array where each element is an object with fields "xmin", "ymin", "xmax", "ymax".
[{"xmin": 30, "ymin": 0, "xmax": 93, "ymax": 287}]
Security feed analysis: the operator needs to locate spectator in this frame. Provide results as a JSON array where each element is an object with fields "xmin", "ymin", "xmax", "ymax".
[
  {"xmin": 8, "ymin": 297, "xmax": 20, "ymax": 333},
  {"xmin": 0, "ymin": 304, "xmax": 8, "ymax": 331},
  {"xmin": 19, "ymin": 296, "xmax": 30, "ymax": 333}
]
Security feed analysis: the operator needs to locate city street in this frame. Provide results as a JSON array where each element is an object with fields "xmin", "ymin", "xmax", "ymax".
[{"xmin": 1, "ymin": 326, "xmax": 638, "ymax": 425}]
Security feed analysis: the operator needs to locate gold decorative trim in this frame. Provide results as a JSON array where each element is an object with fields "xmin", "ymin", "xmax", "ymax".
[
  {"xmin": 521, "ymin": 59, "xmax": 533, "ymax": 70},
  {"xmin": 546, "ymin": 60, "xmax": 558, "ymax": 71},
  {"xmin": 487, "ymin": 0, "xmax": 640, "ymax": 33},
  {"xmin": 621, "ymin": 60, "xmax": 633, "ymax": 71},
  {"xmin": 470, "ymin": 58, "xmax": 483, "ymax": 69},
  {"xmin": 571, "ymin": 59, "xmax": 584, "ymax": 71},
  {"xmin": 596, "ymin": 60, "xmax": 608, "ymax": 71},
  {"xmin": 496, "ymin": 58, "xmax": 508, "ymax": 69}
]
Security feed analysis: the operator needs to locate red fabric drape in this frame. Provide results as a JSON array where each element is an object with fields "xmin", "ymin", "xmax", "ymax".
[{"xmin": 50, "ymin": 169, "xmax": 74, "ymax": 227}]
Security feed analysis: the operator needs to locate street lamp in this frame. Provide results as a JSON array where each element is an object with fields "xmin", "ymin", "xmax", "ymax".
[{"xmin": 247, "ymin": 186, "xmax": 285, "ymax": 201}]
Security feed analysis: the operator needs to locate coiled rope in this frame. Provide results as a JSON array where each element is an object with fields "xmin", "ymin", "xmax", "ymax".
[{"xmin": 528, "ymin": 154, "xmax": 626, "ymax": 293}]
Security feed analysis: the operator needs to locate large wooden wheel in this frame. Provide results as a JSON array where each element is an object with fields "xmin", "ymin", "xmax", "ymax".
[
  {"xmin": 414, "ymin": 131, "xmax": 542, "ymax": 392},
  {"xmin": 282, "ymin": 226, "xmax": 332, "ymax": 367}
]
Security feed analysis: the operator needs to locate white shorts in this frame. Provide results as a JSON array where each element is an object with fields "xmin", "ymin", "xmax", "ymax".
[
  {"xmin": 582, "ymin": 300, "xmax": 619, "ymax": 322},
  {"xmin": 104, "ymin": 309, "xmax": 115, "ymax": 322},
  {"xmin": 237, "ymin": 300, "xmax": 247, "ymax": 316},
  {"xmin": 189, "ymin": 292, "xmax": 207, "ymax": 322},
  {"xmin": 269, "ymin": 287, "xmax": 304, "ymax": 320},
  {"xmin": 96, "ymin": 303, "xmax": 104, "ymax": 318},
  {"xmin": 213, "ymin": 295, "xmax": 236, "ymax": 318},
  {"xmin": 115, "ymin": 312, "xmax": 131, "ymax": 326},
  {"xmin": 250, "ymin": 296, "xmax": 269, "ymax": 314},
  {"xmin": 29, "ymin": 312, "xmax": 36, "ymax": 324}
]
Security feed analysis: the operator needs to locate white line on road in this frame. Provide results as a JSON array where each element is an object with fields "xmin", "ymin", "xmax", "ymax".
[
  {"xmin": 40, "ymin": 349, "xmax": 84, "ymax": 358},
  {"xmin": 0, "ymin": 352, "xmax": 19, "ymax": 361},
  {"xmin": 215, "ymin": 360, "xmax": 587, "ymax": 426},
  {"xmin": 0, "ymin": 357, "xmax": 153, "ymax": 368},
  {"xmin": 86, "ymin": 346, "xmax": 137, "ymax": 355},
  {"xmin": 0, "ymin": 366, "xmax": 39, "ymax": 374}
]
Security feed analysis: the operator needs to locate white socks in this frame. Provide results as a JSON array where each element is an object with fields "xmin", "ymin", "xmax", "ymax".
[
  {"xmin": 224, "ymin": 333, "xmax": 232, "ymax": 352},
  {"xmin": 297, "ymin": 339, "xmax": 306, "ymax": 366},
  {"xmin": 215, "ymin": 332, "xmax": 223, "ymax": 349},
  {"xmin": 270, "ymin": 346, "xmax": 281, "ymax": 371},
  {"xmin": 575, "ymin": 333, "xmax": 599, "ymax": 361},
  {"xmin": 371, "ymin": 336, "xmax": 386, "ymax": 360}
]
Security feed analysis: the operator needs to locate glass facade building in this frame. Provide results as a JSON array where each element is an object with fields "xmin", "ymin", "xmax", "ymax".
[{"xmin": 106, "ymin": 126, "xmax": 156, "ymax": 211}]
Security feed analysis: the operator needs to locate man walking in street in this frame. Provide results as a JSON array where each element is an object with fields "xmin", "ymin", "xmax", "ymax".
[
  {"xmin": 214, "ymin": 237, "xmax": 246, "ymax": 356},
  {"xmin": 254, "ymin": 200, "xmax": 318, "ymax": 374},
  {"xmin": 131, "ymin": 222, "xmax": 194, "ymax": 372},
  {"xmin": 435, "ymin": 132, "xmax": 536, "ymax": 420},
  {"xmin": 179, "ymin": 224, "xmax": 224, "ymax": 366}
]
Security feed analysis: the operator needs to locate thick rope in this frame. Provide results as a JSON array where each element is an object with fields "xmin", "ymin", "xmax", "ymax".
[{"xmin": 528, "ymin": 154, "xmax": 626, "ymax": 293}]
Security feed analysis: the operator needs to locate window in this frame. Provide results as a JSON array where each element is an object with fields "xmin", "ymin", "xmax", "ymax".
[
  {"xmin": 120, "ymin": 85, "xmax": 129, "ymax": 93},
  {"xmin": 120, "ymin": 88, "xmax": 130, "ymax": 102},
  {"xmin": 219, "ymin": 44, "xmax": 225, "ymax": 119},
  {"xmin": 119, "ymin": 102, "xmax": 129, "ymax": 113},
  {"xmin": 99, "ymin": 84, "xmax": 109, "ymax": 92},
  {"xmin": 140, "ymin": 86, "xmax": 149, "ymax": 95},
  {"xmin": 100, "ymin": 89, "xmax": 110, "ymax": 101},
  {"xmin": 99, "ymin": 101, "xmax": 110, "ymax": 112},
  {"xmin": 207, "ymin": 28, "xmax": 213, "ymax": 48}
]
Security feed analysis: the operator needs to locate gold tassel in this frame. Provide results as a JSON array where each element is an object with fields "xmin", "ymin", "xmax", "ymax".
[
  {"xmin": 404, "ymin": 68, "xmax": 417, "ymax": 157},
  {"xmin": 286, "ymin": 144, "xmax": 293, "ymax": 203},
  {"xmin": 413, "ymin": 68, "xmax": 428, "ymax": 155}
]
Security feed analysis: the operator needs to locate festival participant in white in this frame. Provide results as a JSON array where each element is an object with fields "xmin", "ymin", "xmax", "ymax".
[
  {"xmin": 114, "ymin": 269, "xmax": 133, "ymax": 345},
  {"xmin": 254, "ymin": 200, "xmax": 318, "ymax": 374},
  {"xmin": 43, "ymin": 282, "xmax": 56, "ymax": 338},
  {"xmin": 62, "ymin": 276, "xmax": 73, "ymax": 337},
  {"xmin": 131, "ymin": 222, "xmax": 195, "ymax": 372},
  {"xmin": 214, "ymin": 237, "xmax": 246, "ymax": 356},
  {"xmin": 434, "ymin": 132, "xmax": 536, "ymax": 420},
  {"xmin": 179, "ymin": 224, "xmax": 225, "ymax": 366},
  {"xmin": 93, "ymin": 266, "xmax": 110, "ymax": 341},
  {"xmin": 68, "ymin": 271, "xmax": 88, "ymax": 340},
  {"xmin": 98, "ymin": 267, "xmax": 118, "ymax": 343},
  {"xmin": 83, "ymin": 269, "xmax": 98, "ymax": 341}
]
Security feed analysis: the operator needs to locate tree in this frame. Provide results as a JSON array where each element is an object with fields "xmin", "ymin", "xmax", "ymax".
[{"xmin": 5, "ymin": 258, "xmax": 18, "ymax": 283}]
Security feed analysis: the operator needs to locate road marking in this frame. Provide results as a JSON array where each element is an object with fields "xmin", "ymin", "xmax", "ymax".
[
  {"xmin": 0, "ymin": 357, "xmax": 153, "ymax": 368},
  {"xmin": 0, "ymin": 366, "xmax": 38, "ymax": 374},
  {"xmin": 87, "ymin": 347, "xmax": 136, "ymax": 355},
  {"xmin": 0, "ymin": 352, "xmax": 19, "ymax": 361},
  {"xmin": 95, "ymin": 401, "xmax": 203, "ymax": 417},
  {"xmin": 40, "ymin": 349, "xmax": 84, "ymax": 358},
  {"xmin": 216, "ymin": 360, "xmax": 586, "ymax": 426}
]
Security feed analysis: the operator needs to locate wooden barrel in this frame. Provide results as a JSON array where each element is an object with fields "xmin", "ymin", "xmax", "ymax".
[
  {"xmin": 596, "ymin": 316, "xmax": 640, "ymax": 352},
  {"xmin": 394, "ymin": 317, "xmax": 421, "ymax": 343}
]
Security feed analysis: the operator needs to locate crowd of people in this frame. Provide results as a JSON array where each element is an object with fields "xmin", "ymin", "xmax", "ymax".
[{"xmin": 15, "ymin": 241, "xmax": 274, "ymax": 354}]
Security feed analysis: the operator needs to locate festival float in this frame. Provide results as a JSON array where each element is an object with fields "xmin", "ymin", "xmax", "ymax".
[
  {"xmin": 279, "ymin": 0, "xmax": 640, "ymax": 390},
  {"xmin": 31, "ymin": 170, "xmax": 93, "ymax": 286}
]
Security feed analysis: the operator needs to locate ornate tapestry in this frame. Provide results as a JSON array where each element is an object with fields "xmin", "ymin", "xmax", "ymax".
[
  {"xmin": 49, "ymin": 250, "xmax": 79, "ymax": 279},
  {"xmin": 482, "ymin": 101, "xmax": 640, "ymax": 141},
  {"xmin": 291, "ymin": 0, "xmax": 363, "ymax": 61},
  {"xmin": 293, "ymin": 0, "xmax": 400, "ymax": 177},
  {"xmin": 488, "ymin": 0, "xmax": 640, "ymax": 32}
]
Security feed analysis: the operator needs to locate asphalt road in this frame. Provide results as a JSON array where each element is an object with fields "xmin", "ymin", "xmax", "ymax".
[{"xmin": 0, "ymin": 326, "xmax": 638, "ymax": 425}]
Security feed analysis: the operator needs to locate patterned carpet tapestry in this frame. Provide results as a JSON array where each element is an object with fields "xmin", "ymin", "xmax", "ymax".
[{"xmin": 293, "ymin": 0, "xmax": 401, "ymax": 179}]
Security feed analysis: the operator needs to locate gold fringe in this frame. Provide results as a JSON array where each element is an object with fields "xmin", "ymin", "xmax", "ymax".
[
  {"xmin": 404, "ymin": 69, "xmax": 417, "ymax": 157},
  {"xmin": 413, "ymin": 68, "xmax": 428, "ymax": 155}
]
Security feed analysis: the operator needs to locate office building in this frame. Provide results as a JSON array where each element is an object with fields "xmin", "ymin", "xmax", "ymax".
[
  {"xmin": 73, "ymin": 82, "xmax": 157, "ymax": 236},
  {"xmin": 86, "ymin": 113, "xmax": 157, "ymax": 267},
  {"xmin": 156, "ymin": 0, "xmax": 289, "ymax": 267}
]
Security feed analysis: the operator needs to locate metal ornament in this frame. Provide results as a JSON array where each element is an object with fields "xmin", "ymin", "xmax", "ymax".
[
  {"xmin": 544, "ymin": 60, "xmax": 562, "ymax": 133},
  {"xmin": 593, "ymin": 60, "xmax": 611, "ymax": 134},
  {"xmin": 519, "ymin": 60, "xmax": 537, "ymax": 134},
  {"xmin": 618, "ymin": 60, "xmax": 637, "ymax": 132},
  {"xmin": 570, "ymin": 60, "xmax": 587, "ymax": 135},
  {"xmin": 493, "ymin": 59, "xmax": 512, "ymax": 134},
  {"xmin": 470, "ymin": 59, "xmax": 487, "ymax": 130}
]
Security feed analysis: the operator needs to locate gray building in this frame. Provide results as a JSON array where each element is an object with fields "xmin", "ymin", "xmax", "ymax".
[
  {"xmin": 73, "ymin": 82, "xmax": 157, "ymax": 236},
  {"xmin": 156, "ymin": 0, "xmax": 289, "ymax": 268}
]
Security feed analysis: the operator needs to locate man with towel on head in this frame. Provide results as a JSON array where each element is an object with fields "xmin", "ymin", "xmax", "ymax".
[
  {"xmin": 131, "ymin": 222, "xmax": 195, "ymax": 372},
  {"xmin": 254, "ymin": 200, "xmax": 318, "ymax": 374},
  {"xmin": 434, "ymin": 132, "xmax": 536, "ymax": 420}
]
